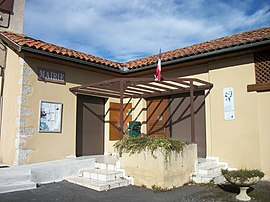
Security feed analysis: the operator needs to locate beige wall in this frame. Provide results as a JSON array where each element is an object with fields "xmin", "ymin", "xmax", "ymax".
[
  {"xmin": 113, "ymin": 54, "xmax": 269, "ymax": 178},
  {"xmin": 24, "ymin": 58, "xmax": 113, "ymax": 164},
  {"xmin": 1, "ymin": 46, "xmax": 269, "ymax": 180},
  {"xmin": 0, "ymin": 51, "xmax": 113, "ymax": 164},
  {"xmin": 257, "ymin": 92, "xmax": 270, "ymax": 180},
  {"xmin": 162, "ymin": 55, "xmax": 269, "ymax": 178},
  {"xmin": 161, "ymin": 55, "xmax": 267, "ymax": 176},
  {"xmin": 207, "ymin": 55, "xmax": 261, "ymax": 170},
  {"xmin": 0, "ymin": 47, "xmax": 22, "ymax": 164}
]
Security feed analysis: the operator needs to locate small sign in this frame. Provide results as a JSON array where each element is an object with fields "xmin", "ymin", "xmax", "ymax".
[
  {"xmin": 223, "ymin": 87, "xmax": 235, "ymax": 120},
  {"xmin": 39, "ymin": 101, "xmax": 63, "ymax": 133},
  {"xmin": 38, "ymin": 68, "xmax": 65, "ymax": 84}
]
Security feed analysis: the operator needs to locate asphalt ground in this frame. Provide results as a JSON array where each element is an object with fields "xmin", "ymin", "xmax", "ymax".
[{"xmin": 0, "ymin": 181, "xmax": 269, "ymax": 202}]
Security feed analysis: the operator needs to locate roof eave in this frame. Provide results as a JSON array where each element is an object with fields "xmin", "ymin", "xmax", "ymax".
[
  {"xmin": 123, "ymin": 39, "xmax": 270, "ymax": 74},
  {"xmin": 21, "ymin": 46, "xmax": 124, "ymax": 74},
  {"xmin": 0, "ymin": 33, "xmax": 21, "ymax": 52}
]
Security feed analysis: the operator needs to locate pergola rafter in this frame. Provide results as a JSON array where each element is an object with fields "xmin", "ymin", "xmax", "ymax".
[{"xmin": 70, "ymin": 78, "xmax": 213, "ymax": 141}]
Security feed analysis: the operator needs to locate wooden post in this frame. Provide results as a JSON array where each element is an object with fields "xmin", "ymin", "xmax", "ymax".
[
  {"xmin": 190, "ymin": 81, "xmax": 195, "ymax": 143},
  {"xmin": 120, "ymin": 80, "xmax": 124, "ymax": 139}
]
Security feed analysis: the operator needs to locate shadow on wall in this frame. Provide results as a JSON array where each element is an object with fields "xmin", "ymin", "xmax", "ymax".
[{"xmin": 100, "ymin": 91, "xmax": 208, "ymax": 142}]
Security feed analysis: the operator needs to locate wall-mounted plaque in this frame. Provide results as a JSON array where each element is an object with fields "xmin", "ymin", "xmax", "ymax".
[
  {"xmin": 39, "ymin": 101, "xmax": 63, "ymax": 133},
  {"xmin": 38, "ymin": 68, "xmax": 65, "ymax": 84},
  {"xmin": 223, "ymin": 87, "xmax": 235, "ymax": 121}
]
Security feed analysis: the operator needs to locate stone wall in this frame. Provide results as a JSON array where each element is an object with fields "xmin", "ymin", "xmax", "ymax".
[
  {"xmin": 14, "ymin": 59, "xmax": 35, "ymax": 165},
  {"xmin": 119, "ymin": 144, "xmax": 197, "ymax": 189}
]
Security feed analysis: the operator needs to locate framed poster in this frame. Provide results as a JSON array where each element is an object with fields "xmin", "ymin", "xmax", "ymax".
[
  {"xmin": 223, "ymin": 87, "xmax": 235, "ymax": 120},
  {"xmin": 39, "ymin": 101, "xmax": 63, "ymax": 133}
]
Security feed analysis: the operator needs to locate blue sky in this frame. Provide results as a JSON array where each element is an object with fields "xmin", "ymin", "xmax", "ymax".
[{"xmin": 24, "ymin": 0, "xmax": 270, "ymax": 62}]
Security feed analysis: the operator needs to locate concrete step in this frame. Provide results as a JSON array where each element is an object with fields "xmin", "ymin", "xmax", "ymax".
[
  {"xmin": 193, "ymin": 173, "xmax": 226, "ymax": 184},
  {"xmin": 81, "ymin": 169, "xmax": 123, "ymax": 182},
  {"xmin": 0, "ymin": 181, "xmax": 36, "ymax": 194},
  {"xmin": 0, "ymin": 156, "xmax": 98, "ymax": 194},
  {"xmin": 95, "ymin": 162, "xmax": 119, "ymax": 171},
  {"xmin": 214, "ymin": 175, "xmax": 226, "ymax": 184},
  {"xmin": 192, "ymin": 157, "xmax": 228, "ymax": 184},
  {"xmin": 197, "ymin": 164, "xmax": 227, "ymax": 175},
  {"xmin": 192, "ymin": 172, "xmax": 221, "ymax": 184},
  {"xmin": 197, "ymin": 158, "xmax": 217, "ymax": 168},
  {"xmin": 31, "ymin": 158, "xmax": 95, "ymax": 183},
  {"xmin": 67, "ymin": 176, "xmax": 130, "ymax": 191},
  {"xmin": 0, "ymin": 171, "xmax": 31, "ymax": 184}
]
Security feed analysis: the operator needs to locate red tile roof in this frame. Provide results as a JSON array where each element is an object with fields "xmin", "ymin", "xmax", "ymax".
[
  {"xmin": 0, "ymin": 32, "xmax": 122, "ymax": 69},
  {"xmin": 125, "ymin": 26, "xmax": 270, "ymax": 69},
  {"xmin": 0, "ymin": 26, "xmax": 270, "ymax": 71}
]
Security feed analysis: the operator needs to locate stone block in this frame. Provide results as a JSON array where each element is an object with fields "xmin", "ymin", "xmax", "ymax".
[
  {"xmin": 17, "ymin": 95, "xmax": 27, "ymax": 105},
  {"xmin": 16, "ymin": 117, "xmax": 26, "ymax": 126},
  {"xmin": 14, "ymin": 137, "xmax": 25, "ymax": 148},
  {"xmin": 22, "ymin": 86, "xmax": 32, "ymax": 95},
  {"xmin": 15, "ymin": 149, "xmax": 33, "ymax": 165},
  {"xmin": 21, "ymin": 66, "xmax": 34, "ymax": 76},
  {"xmin": 18, "ymin": 77, "xmax": 28, "ymax": 85},
  {"xmin": 18, "ymin": 106, "xmax": 32, "ymax": 116},
  {"xmin": 16, "ymin": 127, "xmax": 34, "ymax": 137}
]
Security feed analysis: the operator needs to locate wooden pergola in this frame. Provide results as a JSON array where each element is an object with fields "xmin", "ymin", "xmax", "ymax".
[{"xmin": 70, "ymin": 78, "xmax": 213, "ymax": 142}]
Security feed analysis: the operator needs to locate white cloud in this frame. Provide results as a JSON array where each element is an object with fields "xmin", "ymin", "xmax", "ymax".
[{"xmin": 24, "ymin": 0, "xmax": 270, "ymax": 62}]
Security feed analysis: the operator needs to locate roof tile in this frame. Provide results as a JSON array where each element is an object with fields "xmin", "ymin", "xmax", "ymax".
[
  {"xmin": 0, "ymin": 32, "xmax": 121, "ymax": 69},
  {"xmin": 125, "ymin": 26, "xmax": 270, "ymax": 69},
  {"xmin": 0, "ymin": 26, "xmax": 270, "ymax": 70}
]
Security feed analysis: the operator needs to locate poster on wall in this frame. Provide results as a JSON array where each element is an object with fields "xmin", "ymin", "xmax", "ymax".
[
  {"xmin": 223, "ymin": 87, "xmax": 235, "ymax": 121},
  {"xmin": 39, "ymin": 101, "xmax": 63, "ymax": 132}
]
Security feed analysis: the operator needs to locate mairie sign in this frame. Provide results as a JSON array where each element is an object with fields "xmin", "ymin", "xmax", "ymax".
[{"xmin": 38, "ymin": 68, "xmax": 65, "ymax": 84}]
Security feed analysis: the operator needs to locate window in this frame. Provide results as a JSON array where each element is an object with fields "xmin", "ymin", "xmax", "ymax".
[{"xmin": 247, "ymin": 51, "xmax": 270, "ymax": 92}]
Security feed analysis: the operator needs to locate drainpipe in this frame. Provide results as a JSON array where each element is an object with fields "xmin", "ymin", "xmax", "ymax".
[{"xmin": 0, "ymin": 40, "xmax": 7, "ymax": 138}]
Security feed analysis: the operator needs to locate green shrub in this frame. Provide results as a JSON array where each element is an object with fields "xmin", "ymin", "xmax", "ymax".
[
  {"xmin": 222, "ymin": 168, "xmax": 264, "ymax": 184},
  {"xmin": 151, "ymin": 184, "xmax": 170, "ymax": 192},
  {"xmin": 113, "ymin": 136, "xmax": 186, "ymax": 163}
]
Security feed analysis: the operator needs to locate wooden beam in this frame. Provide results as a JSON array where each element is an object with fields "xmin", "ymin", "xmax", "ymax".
[{"xmin": 247, "ymin": 83, "xmax": 270, "ymax": 92}]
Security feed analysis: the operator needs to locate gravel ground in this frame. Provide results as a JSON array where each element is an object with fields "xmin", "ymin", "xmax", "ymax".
[{"xmin": 0, "ymin": 181, "xmax": 269, "ymax": 202}]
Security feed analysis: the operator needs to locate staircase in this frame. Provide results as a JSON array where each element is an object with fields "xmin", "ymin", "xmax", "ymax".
[
  {"xmin": 0, "ymin": 167, "xmax": 37, "ymax": 194},
  {"xmin": 191, "ymin": 157, "xmax": 228, "ymax": 184},
  {"xmin": 67, "ymin": 158, "xmax": 132, "ymax": 191},
  {"xmin": 0, "ymin": 157, "xmax": 35, "ymax": 194},
  {"xmin": 0, "ymin": 156, "xmax": 124, "ymax": 194}
]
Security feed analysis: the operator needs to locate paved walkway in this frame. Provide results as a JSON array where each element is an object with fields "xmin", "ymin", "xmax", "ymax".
[{"xmin": 0, "ymin": 181, "xmax": 270, "ymax": 202}]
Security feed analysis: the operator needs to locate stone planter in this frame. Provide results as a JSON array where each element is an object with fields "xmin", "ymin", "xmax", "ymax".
[
  {"xmin": 118, "ymin": 144, "xmax": 197, "ymax": 189},
  {"xmin": 222, "ymin": 169, "xmax": 264, "ymax": 201},
  {"xmin": 225, "ymin": 175, "xmax": 261, "ymax": 201}
]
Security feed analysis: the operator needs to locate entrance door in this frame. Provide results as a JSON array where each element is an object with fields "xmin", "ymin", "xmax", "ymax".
[
  {"xmin": 147, "ymin": 98, "xmax": 170, "ymax": 138},
  {"xmin": 170, "ymin": 91, "xmax": 206, "ymax": 157},
  {"xmin": 76, "ymin": 95, "xmax": 105, "ymax": 156}
]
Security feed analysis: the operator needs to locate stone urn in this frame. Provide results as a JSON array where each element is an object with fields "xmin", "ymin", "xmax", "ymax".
[{"xmin": 221, "ymin": 169, "xmax": 264, "ymax": 201}]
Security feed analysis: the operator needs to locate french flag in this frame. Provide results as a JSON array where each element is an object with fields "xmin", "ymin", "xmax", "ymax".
[{"xmin": 155, "ymin": 49, "xmax": 162, "ymax": 81}]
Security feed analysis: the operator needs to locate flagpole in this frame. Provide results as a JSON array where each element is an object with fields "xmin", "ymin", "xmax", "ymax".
[{"xmin": 155, "ymin": 49, "xmax": 162, "ymax": 81}]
